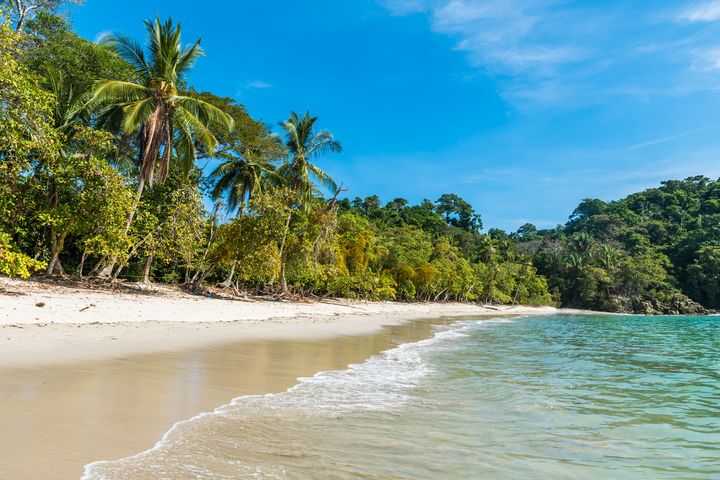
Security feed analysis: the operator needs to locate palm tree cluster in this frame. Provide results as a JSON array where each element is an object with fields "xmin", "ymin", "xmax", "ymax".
[
  {"xmin": 0, "ymin": 12, "xmax": 345, "ymax": 286},
  {"xmin": 92, "ymin": 18, "xmax": 341, "ymax": 279}
]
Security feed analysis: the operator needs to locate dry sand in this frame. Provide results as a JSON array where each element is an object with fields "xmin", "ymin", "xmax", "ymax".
[
  {"xmin": 0, "ymin": 277, "xmax": 560, "ymax": 368},
  {"xmin": 0, "ymin": 277, "xmax": 570, "ymax": 479}
]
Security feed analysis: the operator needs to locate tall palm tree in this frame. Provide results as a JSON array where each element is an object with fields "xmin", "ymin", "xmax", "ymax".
[
  {"xmin": 275, "ymin": 111, "xmax": 341, "ymax": 292},
  {"xmin": 277, "ymin": 111, "xmax": 342, "ymax": 206},
  {"xmin": 92, "ymin": 18, "xmax": 233, "ymax": 191},
  {"xmin": 90, "ymin": 18, "xmax": 232, "ymax": 277}
]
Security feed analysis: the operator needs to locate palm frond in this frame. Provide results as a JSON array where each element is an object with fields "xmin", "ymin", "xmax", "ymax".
[
  {"xmin": 122, "ymin": 97, "xmax": 157, "ymax": 133},
  {"xmin": 173, "ymin": 115, "xmax": 197, "ymax": 176},
  {"xmin": 175, "ymin": 106, "xmax": 219, "ymax": 154},
  {"xmin": 307, "ymin": 162, "xmax": 338, "ymax": 192},
  {"xmin": 91, "ymin": 80, "xmax": 150, "ymax": 106},
  {"xmin": 174, "ymin": 96, "xmax": 234, "ymax": 131},
  {"xmin": 97, "ymin": 31, "xmax": 150, "ymax": 77},
  {"xmin": 42, "ymin": 66, "xmax": 92, "ymax": 134},
  {"xmin": 176, "ymin": 39, "xmax": 205, "ymax": 78},
  {"xmin": 307, "ymin": 130, "xmax": 342, "ymax": 158}
]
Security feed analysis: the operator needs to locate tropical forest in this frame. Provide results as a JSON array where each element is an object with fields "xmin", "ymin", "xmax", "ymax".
[{"xmin": 0, "ymin": 3, "xmax": 718, "ymax": 314}]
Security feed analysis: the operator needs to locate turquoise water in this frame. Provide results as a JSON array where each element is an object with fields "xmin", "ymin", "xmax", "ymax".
[{"xmin": 85, "ymin": 315, "xmax": 720, "ymax": 479}]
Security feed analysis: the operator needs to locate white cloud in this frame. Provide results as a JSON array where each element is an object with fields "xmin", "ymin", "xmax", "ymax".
[
  {"xmin": 411, "ymin": 0, "xmax": 582, "ymax": 74},
  {"xmin": 380, "ymin": 0, "xmax": 720, "ymax": 108},
  {"xmin": 378, "ymin": 0, "xmax": 595, "ymax": 107},
  {"xmin": 681, "ymin": 1, "xmax": 720, "ymax": 22},
  {"xmin": 691, "ymin": 47, "xmax": 720, "ymax": 70}
]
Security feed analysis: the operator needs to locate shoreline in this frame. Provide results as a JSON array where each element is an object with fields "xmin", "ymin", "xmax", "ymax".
[
  {"xmin": 0, "ymin": 276, "xmax": 594, "ymax": 479},
  {"xmin": 1, "ymin": 312, "xmax": 556, "ymax": 480},
  {"xmin": 0, "ymin": 277, "xmax": 575, "ymax": 368}
]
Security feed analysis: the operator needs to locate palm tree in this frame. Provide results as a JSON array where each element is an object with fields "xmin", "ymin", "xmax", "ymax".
[
  {"xmin": 209, "ymin": 149, "xmax": 277, "ymax": 287},
  {"xmin": 92, "ymin": 17, "xmax": 233, "ymax": 193},
  {"xmin": 277, "ymin": 111, "xmax": 342, "ymax": 205},
  {"xmin": 571, "ymin": 232, "xmax": 597, "ymax": 258},
  {"xmin": 90, "ymin": 17, "xmax": 233, "ymax": 276},
  {"xmin": 599, "ymin": 244, "xmax": 620, "ymax": 272},
  {"xmin": 209, "ymin": 151, "xmax": 276, "ymax": 214},
  {"xmin": 275, "ymin": 111, "xmax": 342, "ymax": 292}
]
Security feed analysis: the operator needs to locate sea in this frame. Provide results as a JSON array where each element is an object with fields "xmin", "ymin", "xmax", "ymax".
[{"xmin": 83, "ymin": 314, "xmax": 720, "ymax": 479}]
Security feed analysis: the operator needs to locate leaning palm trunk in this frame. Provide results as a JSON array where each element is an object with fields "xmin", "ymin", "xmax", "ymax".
[
  {"xmin": 219, "ymin": 261, "xmax": 236, "ymax": 288},
  {"xmin": 139, "ymin": 105, "xmax": 173, "ymax": 186},
  {"xmin": 277, "ymin": 210, "xmax": 293, "ymax": 294},
  {"xmin": 97, "ymin": 109, "xmax": 172, "ymax": 278},
  {"xmin": 141, "ymin": 254, "xmax": 154, "ymax": 283}
]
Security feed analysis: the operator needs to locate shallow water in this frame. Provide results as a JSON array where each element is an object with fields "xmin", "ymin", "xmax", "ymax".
[{"xmin": 83, "ymin": 314, "xmax": 720, "ymax": 479}]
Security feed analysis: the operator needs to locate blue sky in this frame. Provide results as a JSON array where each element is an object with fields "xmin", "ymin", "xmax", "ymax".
[{"xmin": 71, "ymin": 0, "xmax": 720, "ymax": 231}]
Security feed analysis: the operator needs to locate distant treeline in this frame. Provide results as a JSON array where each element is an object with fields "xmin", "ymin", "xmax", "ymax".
[{"xmin": 0, "ymin": 4, "xmax": 716, "ymax": 313}]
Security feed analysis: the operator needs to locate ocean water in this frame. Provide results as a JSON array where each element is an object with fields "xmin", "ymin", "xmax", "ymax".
[{"xmin": 83, "ymin": 314, "xmax": 720, "ymax": 480}]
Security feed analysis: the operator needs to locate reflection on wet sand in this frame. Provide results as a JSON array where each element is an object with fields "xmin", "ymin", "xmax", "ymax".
[{"xmin": 0, "ymin": 317, "xmax": 454, "ymax": 479}]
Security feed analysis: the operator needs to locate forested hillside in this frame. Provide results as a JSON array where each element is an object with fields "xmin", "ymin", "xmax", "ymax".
[
  {"xmin": 0, "ymin": 4, "xmax": 716, "ymax": 313},
  {"xmin": 516, "ymin": 177, "xmax": 718, "ymax": 314}
]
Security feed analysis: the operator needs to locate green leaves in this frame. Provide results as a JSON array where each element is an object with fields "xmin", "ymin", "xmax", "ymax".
[
  {"xmin": 278, "ymin": 111, "xmax": 342, "ymax": 207},
  {"xmin": 526, "ymin": 176, "xmax": 719, "ymax": 313},
  {"xmin": 92, "ymin": 18, "xmax": 230, "ymax": 187},
  {"xmin": 91, "ymin": 80, "xmax": 150, "ymax": 112},
  {"xmin": 0, "ymin": 233, "xmax": 46, "ymax": 278}
]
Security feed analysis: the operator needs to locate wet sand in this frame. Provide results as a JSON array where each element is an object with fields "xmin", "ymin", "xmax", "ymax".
[{"xmin": 0, "ymin": 316, "xmax": 463, "ymax": 480}]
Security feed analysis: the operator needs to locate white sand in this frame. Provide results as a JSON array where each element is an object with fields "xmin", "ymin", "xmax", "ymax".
[{"xmin": 0, "ymin": 277, "xmax": 566, "ymax": 368}]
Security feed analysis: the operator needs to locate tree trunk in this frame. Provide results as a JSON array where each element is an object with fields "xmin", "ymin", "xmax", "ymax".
[
  {"xmin": 217, "ymin": 205, "xmax": 244, "ymax": 289},
  {"xmin": 277, "ymin": 210, "xmax": 292, "ymax": 294},
  {"xmin": 45, "ymin": 230, "xmax": 59, "ymax": 276},
  {"xmin": 280, "ymin": 263, "xmax": 288, "ymax": 294},
  {"xmin": 15, "ymin": 7, "xmax": 28, "ymax": 32},
  {"xmin": 45, "ymin": 232, "xmax": 66, "ymax": 276},
  {"xmin": 141, "ymin": 254, "xmax": 154, "ymax": 283},
  {"xmin": 89, "ymin": 257, "xmax": 105, "ymax": 276},
  {"xmin": 45, "ymin": 178, "xmax": 61, "ymax": 276},
  {"xmin": 78, "ymin": 250, "xmax": 87, "ymax": 279},
  {"xmin": 220, "ymin": 261, "xmax": 236, "ymax": 288},
  {"xmin": 192, "ymin": 265, "xmax": 214, "ymax": 291},
  {"xmin": 112, "ymin": 216, "xmax": 165, "ymax": 282},
  {"xmin": 97, "ymin": 176, "xmax": 146, "ymax": 277}
]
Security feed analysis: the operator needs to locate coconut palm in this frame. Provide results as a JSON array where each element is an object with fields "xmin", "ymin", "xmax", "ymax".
[
  {"xmin": 90, "ymin": 18, "xmax": 232, "ymax": 277},
  {"xmin": 209, "ymin": 150, "xmax": 276, "ymax": 214},
  {"xmin": 208, "ymin": 150, "xmax": 276, "ymax": 287},
  {"xmin": 274, "ymin": 111, "xmax": 341, "ymax": 293},
  {"xmin": 277, "ymin": 111, "xmax": 341, "ymax": 205},
  {"xmin": 92, "ymin": 17, "xmax": 233, "ymax": 191}
]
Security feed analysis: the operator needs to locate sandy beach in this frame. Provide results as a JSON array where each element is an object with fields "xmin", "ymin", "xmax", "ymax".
[
  {"xmin": 0, "ymin": 277, "xmax": 563, "ymax": 479},
  {"xmin": 0, "ymin": 277, "xmax": 560, "ymax": 368}
]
